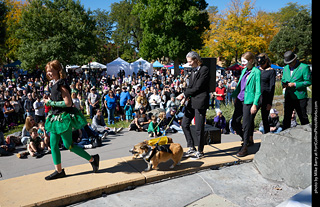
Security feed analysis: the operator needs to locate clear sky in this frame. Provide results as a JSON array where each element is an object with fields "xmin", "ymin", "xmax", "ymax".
[{"xmin": 80, "ymin": 0, "xmax": 311, "ymax": 13}]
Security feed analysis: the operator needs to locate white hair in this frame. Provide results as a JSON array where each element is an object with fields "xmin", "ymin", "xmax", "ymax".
[{"xmin": 186, "ymin": 51, "xmax": 201, "ymax": 62}]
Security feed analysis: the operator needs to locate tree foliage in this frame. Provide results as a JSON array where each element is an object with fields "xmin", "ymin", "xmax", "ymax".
[
  {"xmin": 0, "ymin": 0, "xmax": 27, "ymax": 63},
  {"xmin": 135, "ymin": 0, "xmax": 209, "ymax": 75},
  {"xmin": 16, "ymin": 0, "xmax": 97, "ymax": 70},
  {"xmin": 202, "ymin": 0, "xmax": 279, "ymax": 67},
  {"xmin": 269, "ymin": 10, "xmax": 312, "ymax": 65}
]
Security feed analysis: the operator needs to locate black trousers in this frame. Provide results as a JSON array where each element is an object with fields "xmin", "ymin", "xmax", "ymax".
[
  {"xmin": 181, "ymin": 105, "xmax": 206, "ymax": 152},
  {"xmin": 231, "ymin": 98, "xmax": 257, "ymax": 146},
  {"xmin": 256, "ymin": 99, "xmax": 271, "ymax": 134},
  {"xmin": 283, "ymin": 96, "xmax": 309, "ymax": 130}
]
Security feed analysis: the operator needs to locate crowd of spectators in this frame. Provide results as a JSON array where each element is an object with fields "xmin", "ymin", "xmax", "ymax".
[{"xmin": 0, "ymin": 64, "xmax": 285, "ymax": 157}]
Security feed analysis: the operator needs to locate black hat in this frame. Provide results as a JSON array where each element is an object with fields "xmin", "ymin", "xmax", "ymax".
[{"xmin": 283, "ymin": 51, "xmax": 297, "ymax": 64}]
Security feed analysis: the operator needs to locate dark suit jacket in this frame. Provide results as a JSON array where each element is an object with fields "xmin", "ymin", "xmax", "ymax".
[{"xmin": 184, "ymin": 65, "xmax": 210, "ymax": 109}]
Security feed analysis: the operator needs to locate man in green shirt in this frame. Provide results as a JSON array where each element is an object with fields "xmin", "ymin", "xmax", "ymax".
[{"xmin": 281, "ymin": 51, "xmax": 312, "ymax": 130}]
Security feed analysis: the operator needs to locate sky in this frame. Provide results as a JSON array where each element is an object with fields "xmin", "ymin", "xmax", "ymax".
[{"xmin": 80, "ymin": 0, "xmax": 311, "ymax": 13}]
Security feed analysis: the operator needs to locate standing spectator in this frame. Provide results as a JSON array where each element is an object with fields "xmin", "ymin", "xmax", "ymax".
[
  {"xmin": 105, "ymin": 90, "xmax": 117, "ymax": 125},
  {"xmin": 230, "ymin": 77, "xmax": 239, "ymax": 104},
  {"xmin": 214, "ymin": 80, "xmax": 226, "ymax": 108},
  {"xmin": 3, "ymin": 100, "xmax": 15, "ymax": 127},
  {"xmin": 44, "ymin": 94, "xmax": 51, "ymax": 117},
  {"xmin": 124, "ymin": 99, "xmax": 133, "ymax": 122},
  {"xmin": 281, "ymin": 51, "xmax": 312, "ymax": 130},
  {"xmin": 119, "ymin": 86, "xmax": 131, "ymax": 120},
  {"xmin": 33, "ymin": 96, "xmax": 45, "ymax": 123},
  {"xmin": 71, "ymin": 92, "xmax": 81, "ymax": 110},
  {"xmin": 24, "ymin": 93, "xmax": 35, "ymax": 118},
  {"xmin": 226, "ymin": 78, "xmax": 233, "ymax": 105},
  {"xmin": 87, "ymin": 87, "xmax": 100, "ymax": 119}
]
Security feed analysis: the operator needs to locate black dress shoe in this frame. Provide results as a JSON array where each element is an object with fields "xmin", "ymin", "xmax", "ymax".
[
  {"xmin": 45, "ymin": 169, "xmax": 66, "ymax": 180},
  {"xmin": 236, "ymin": 146, "xmax": 248, "ymax": 157},
  {"xmin": 90, "ymin": 154, "xmax": 100, "ymax": 173}
]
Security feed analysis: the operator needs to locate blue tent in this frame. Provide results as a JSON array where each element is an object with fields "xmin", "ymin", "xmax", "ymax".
[
  {"xmin": 152, "ymin": 60, "xmax": 164, "ymax": 68},
  {"xmin": 4, "ymin": 60, "xmax": 21, "ymax": 68},
  {"xmin": 271, "ymin": 64, "xmax": 283, "ymax": 69},
  {"xmin": 168, "ymin": 65, "xmax": 184, "ymax": 69}
]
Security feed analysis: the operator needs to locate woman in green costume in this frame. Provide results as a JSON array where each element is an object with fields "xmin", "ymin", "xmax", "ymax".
[{"xmin": 43, "ymin": 60, "xmax": 99, "ymax": 180}]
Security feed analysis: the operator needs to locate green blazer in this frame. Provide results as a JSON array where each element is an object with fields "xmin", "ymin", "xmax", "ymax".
[
  {"xmin": 232, "ymin": 66, "xmax": 261, "ymax": 106},
  {"xmin": 281, "ymin": 62, "xmax": 312, "ymax": 100}
]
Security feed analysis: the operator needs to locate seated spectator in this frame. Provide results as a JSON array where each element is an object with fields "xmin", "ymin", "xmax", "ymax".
[
  {"xmin": 135, "ymin": 91, "xmax": 148, "ymax": 110},
  {"xmin": 291, "ymin": 110, "xmax": 298, "ymax": 128},
  {"xmin": 166, "ymin": 108, "xmax": 184, "ymax": 134},
  {"xmin": 157, "ymin": 111, "xmax": 168, "ymax": 133},
  {"xmin": 129, "ymin": 106, "xmax": 150, "ymax": 132},
  {"xmin": 37, "ymin": 122, "xmax": 50, "ymax": 151},
  {"xmin": 149, "ymin": 89, "xmax": 161, "ymax": 110},
  {"xmin": 259, "ymin": 109, "xmax": 282, "ymax": 134},
  {"xmin": 166, "ymin": 94, "xmax": 179, "ymax": 113},
  {"xmin": 91, "ymin": 109, "xmax": 109, "ymax": 134},
  {"xmin": 213, "ymin": 109, "xmax": 227, "ymax": 134},
  {"xmin": 148, "ymin": 115, "xmax": 161, "ymax": 137},
  {"xmin": 0, "ymin": 132, "xmax": 15, "ymax": 156},
  {"xmin": 27, "ymin": 127, "xmax": 45, "ymax": 157},
  {"xmin": 72, "ymin": 129, "xmax": 93, "ymax": 149},
  {"xmin": 21, "ymin": 116, "xmax": 37, "ymax": 145}
]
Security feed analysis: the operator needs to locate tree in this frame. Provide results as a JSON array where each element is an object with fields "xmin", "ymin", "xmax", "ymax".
[
  {"xmin": 202, "ymin": 0, "xmax": 279, "ymax": 67},
  {"xmin": 92, "ymin": 8, "xmax": 115, "ymax": 64},
  {"xmin": 16, "ymin": 0, "xmax": 97, "ymax": 70},
  {"xmin": 269, "ymin": 10, "xmax": 312, "ymax": 65},
  {"xmin": 0, "ymin": 0, "xmax": 27, "ymax": 64},
  {"xmin": 135, "ymin": 0, "xmax": 209, "ymax": 76},
  {"xmin": 109, "ymin": 0, "xmax": 142, "ymax": 62}
]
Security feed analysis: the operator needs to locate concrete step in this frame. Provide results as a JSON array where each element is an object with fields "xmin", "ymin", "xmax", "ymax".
[{"xmin": 0, "ymin": 140, "xmax": 260, "ymax": 207}]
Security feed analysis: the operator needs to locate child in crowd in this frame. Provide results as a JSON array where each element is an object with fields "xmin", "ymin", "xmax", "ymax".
[
  {"xmin": 157, "ymin": 111, "xmax": 168, "ymax": 134},
  {"xmin": 148, "ymin": 115, "xmax": 161, "ymax": 137},
  {"xmin": 124, "ymin": 99, "xmax": 133, "ymax": 122},
  {"xmin": 27, "ymin": 127, "xmax": 45, "ymax": 157},
  {"xmin": 37, "ymin": 122, "xmax": 51, "ymax": 151}
]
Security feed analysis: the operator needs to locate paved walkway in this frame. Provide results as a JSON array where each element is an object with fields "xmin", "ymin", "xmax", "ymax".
[{"xmin": 0, "ymin": 140, "xmax": 260, "ymax": 207}]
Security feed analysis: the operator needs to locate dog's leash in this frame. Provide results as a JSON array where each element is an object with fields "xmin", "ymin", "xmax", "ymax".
[{"xmin": 146, "ymin": 102, "xmax": 185, "ymax": 162}]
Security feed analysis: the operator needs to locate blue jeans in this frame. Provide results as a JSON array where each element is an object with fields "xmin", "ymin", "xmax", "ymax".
[
  {"xmin": 107, "ymin": 108, "xmax": 115, "ymax": 125},
  {"xmin": 259, "ymin": 126, "xmax": 282, "ymax": 134}
]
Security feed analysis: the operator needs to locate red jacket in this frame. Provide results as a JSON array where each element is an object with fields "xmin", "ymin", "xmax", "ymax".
[{"xmin": 215, "ymin": 86, "xmax": 226, "ymax": 101}]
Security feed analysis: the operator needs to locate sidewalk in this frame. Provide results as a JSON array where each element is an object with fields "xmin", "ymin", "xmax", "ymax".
[{"xmin": 0, "ymin": 140, "xmax": 260, "ymax": 207}]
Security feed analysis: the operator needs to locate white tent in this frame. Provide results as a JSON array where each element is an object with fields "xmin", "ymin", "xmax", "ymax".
[
  {"xmin": 106, "ymin": 57, "xmax": 130, "ymax": 77},
  {"xmin": 81, "ymin": 62, "xmax": 106, "ymax": 69},
  {"xmin": 130, "ymin": 58, "xmax": 153, "ymax": 76}
]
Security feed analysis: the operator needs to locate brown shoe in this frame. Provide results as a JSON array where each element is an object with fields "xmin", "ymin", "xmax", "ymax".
[{"xmin": 236, "ymin": 146, "xmax": 248, "ymax": 157}]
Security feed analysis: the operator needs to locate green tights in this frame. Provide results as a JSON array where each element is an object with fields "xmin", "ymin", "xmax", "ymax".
[{"xmin": 50, "ymin": 127, "xmax": 91, "ymax": 165}]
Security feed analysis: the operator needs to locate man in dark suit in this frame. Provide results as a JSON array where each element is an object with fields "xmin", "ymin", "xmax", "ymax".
[{"xmin": 177, "ymin": 51, "xmax": 210, "ymax": 159}]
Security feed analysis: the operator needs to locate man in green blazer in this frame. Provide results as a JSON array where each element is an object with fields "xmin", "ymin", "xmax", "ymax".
[{"xmin": 282, "ymin": 51, "xmax": 312, "ymax": 130}]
